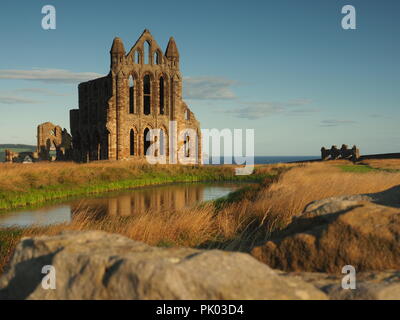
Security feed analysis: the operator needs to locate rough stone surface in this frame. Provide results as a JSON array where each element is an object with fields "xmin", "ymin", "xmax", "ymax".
[
  {"xmin": 37, "ymin": 122, "xmax": 72, "ymax": 161},
  {"xmin": 0, "ymin": 231, "xmax": 327, "ymax": 300},
  {"xmin": 4, "ymin": 122, "xmax": 73, "ymax": 163},
  {"xmin": 251, "ymin": 186, "xmax": 400, "ymax": 273},
  {"xmin": 303, "ymin": 185, "xmax": 400, "ymax": 212},
  {"xmin": 279, "ymin": 271, "xmax": 400, "ymax": 300},
  {"xmin": 321, "ymin": 144, "xmax": 360, "ymax": 161},
  {"xmin": 70, "ymin": 29, "xmax": 202, "ymax": 163}
]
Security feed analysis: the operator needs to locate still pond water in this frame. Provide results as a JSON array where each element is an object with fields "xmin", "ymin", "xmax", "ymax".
[{"xmin": 0, "ymin": 183, "xmax": 249, "ymax": 228}]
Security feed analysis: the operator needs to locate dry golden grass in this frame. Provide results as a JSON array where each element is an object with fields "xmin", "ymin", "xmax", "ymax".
[
  {"xmin": 2, "ymin": 160, "xmax": 400, "ymax": 273},
  {"xmin": 0, "ymin": 159, "xmax": 290, "ymax": 193},
  {"xmin": 361, "ymin": 158, "xmax": 400, "ymax": 170},
  {"xmin": 191, "ymin": 160, "xmax": 400, "ymax": 243},
  {"xmin": 0, "ymin": 159, "xmax": 178, "ymax": 192},
  {"xmin": 21, "ymin": 204, "xmax": 219, "ymax": 247},
  {"xmin": 249, "ymin": 160, "xmax": 400, "ymax": 230},
  {"xmin": 0, "ymin": 200, "xmax": 258, "ymax": 273}
]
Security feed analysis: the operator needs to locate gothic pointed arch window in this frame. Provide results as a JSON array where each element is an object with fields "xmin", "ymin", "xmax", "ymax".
[
  {"xmin": 159, "ymin": 76, "xmax": 165, "ymax": 115},
  {"xmin": 134, "ymin": 51, "xmax": 140, "ymax": 64},
  {"xmin": 154, "ymin": 51, "xmax": 160, "ymax": 65},
  {"xmin": 143, "ymin": 74, "xmax": 151, "ymax": 115},
  {"xmin": 184, "ymin": 109, "xmax": 190, "ymax": 120},
  {"xmin": 184, "ymin": 134, "xmax": 190, "ymax": 158},
  {"xmin": 144, "ymin": 128, "xmax": 151, "ymax": 156},
  {"xmin": 129, "ymin": 75, "xmax": 134, "ymax": 114},
  {"xmin": 144, "ymin": 41, "xmax": 150, "ymax": 64},
  {"xmin": 130, "ymin": 129, "xmax": 135, "ymax": 156}
]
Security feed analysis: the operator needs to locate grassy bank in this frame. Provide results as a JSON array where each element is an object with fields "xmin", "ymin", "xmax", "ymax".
[
  {"xmin": 2, "ymin": 159, "xmax": 400, "ymax": 274},
  {"xmin": 0, "ymin": 160, "xmax": 276, "ymax": 211}
]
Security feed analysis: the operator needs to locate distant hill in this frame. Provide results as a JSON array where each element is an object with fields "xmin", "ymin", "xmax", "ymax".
[{"xmin": 0, "ymin": 144, "xmax": 36, "ymax": 162}]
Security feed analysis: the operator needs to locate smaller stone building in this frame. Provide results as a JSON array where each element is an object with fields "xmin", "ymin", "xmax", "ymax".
[
  {"xmin": 4, "ymin": 149, "xmax": 38, "ymax": 163},
  {"xmin": 321, "ymin": 144, "xmax": 360, "ymax": 161},
  {"xmin": 37, "ymin": 122, "xmax": 72, "ymax": 161},
  {"xmin": 3, "ymin": 122, "xmax": 72, "ymax": 163}
]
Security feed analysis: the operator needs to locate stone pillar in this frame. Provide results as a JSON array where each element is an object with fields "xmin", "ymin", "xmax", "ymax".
[
  {"xmin": 352, "ymin": 145, "xmax": 360, "ymax": 161},
  {"xmin": 153, "ymin": 79, "xmax": 159, "ymax": 116},
  {"xmin": 321, "ymin": 147, "xmax": 329, "ymax": 161},
  {"xmin": 108, "ymin": 129, "xmax": 116, "ymax": 160},
  {"xmin": 170, "ymin": 76, "xmax": 176, "ymax": 121},
  {"xmin": 197, "ymin": 129, "xmax": 203, "ymax": 165},
  {"xmin": 5, "ymin": 150, "xmax": 12, "ymax": 163},
  {"xmin": 116, "ymin": 75, "xmax": 126, "ymax": 160},
  {"xmin": 107, "ymin": 75, "xmax": 118, "ymax": 161},
  {"xmin": 137, "ymin": 79, "xmax": 143, "ymax": 116}
]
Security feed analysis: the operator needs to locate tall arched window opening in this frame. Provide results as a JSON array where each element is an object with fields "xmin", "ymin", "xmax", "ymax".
[
  {"xmin": 130, "ymin": 129, "xmax": 135, "ymax": 156},
  {"xmin": 134, "ymin": 51, "xmax": 140, "ymax": 64},
  {"xmin": 154, "ymin": 51, "xmax": 160, "ymax": 65},
  {"xmin": 184, "ymin": 134, "xmax": 190, "ymax": 158},
  {"xmin": 129, "ymin": 76, "xmax": 134, "ymax": 114},
  {"xmin": 144, "ymin": 128, "xmax": 151, "ymax": 156},
  {"xmin": 159, "ymin": 77, "xmax": 165, "ymax": 115},
  {"xmin": 144, "ymin": 41, "xmax": 150, "ymax": 64},
  {"xmin": 143, "ymin": 75, "xmax": 151, "ymax": 115}
]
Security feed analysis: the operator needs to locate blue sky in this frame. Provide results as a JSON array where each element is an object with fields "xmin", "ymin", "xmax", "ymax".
[{"xmin": 0, "ymin": 0, "xmax": 399, "ymax": 155}]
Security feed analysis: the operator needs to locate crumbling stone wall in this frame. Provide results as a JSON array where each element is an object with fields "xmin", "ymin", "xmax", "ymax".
[
  {"xmin": 37, "ymin": 122, "xmax": 72, "ymax": 161},
  {"xmin": 321, "ymin": 144, "xmax": 360, "ymax": 161},
  {"xmin": 4, "ymin": 150, "xmax": 39, "ymax": 163},
  {"xmin": 70, "ymin": 29, "xmax": 202, "ymax": 163},
  {"xmin": 3, "ymin": 123, "xmax": 72, "ymax": 163}
]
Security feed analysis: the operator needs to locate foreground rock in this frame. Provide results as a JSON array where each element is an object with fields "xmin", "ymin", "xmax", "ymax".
[
  {"xmin": 251, "ymin": 186, "xmax": 400, "ymax": 273},
  {"xmin": 279, "ymin": 271, "xmax": 400, "ymax": 300},
  {"xmin": 0, "ymin": 231, "xmax": 326, "ymax": 300}
]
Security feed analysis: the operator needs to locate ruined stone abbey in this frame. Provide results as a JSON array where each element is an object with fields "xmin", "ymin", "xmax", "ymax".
[
  {"xmin": 69, "ymin": 29, "xmax": 202, "ymax": 163},
  {"xmin": 4, "ymin": 30, "xmax": 202, "ymax": 164}
]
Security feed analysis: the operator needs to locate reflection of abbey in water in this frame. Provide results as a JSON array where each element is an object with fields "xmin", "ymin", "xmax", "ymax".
[{"xmin": 71, "ymin": 185, "xmax": 204, "ymax": 218}]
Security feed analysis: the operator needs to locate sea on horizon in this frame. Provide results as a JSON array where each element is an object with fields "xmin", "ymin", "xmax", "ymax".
[{"xmin": 204, "ymin": 156, "xmax": 320, "ymax": 165}]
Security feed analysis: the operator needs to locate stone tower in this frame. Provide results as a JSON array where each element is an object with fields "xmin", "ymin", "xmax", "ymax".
[{"xmin": 70, "ymin": 29, "xmax": 202, "ymax": 163}]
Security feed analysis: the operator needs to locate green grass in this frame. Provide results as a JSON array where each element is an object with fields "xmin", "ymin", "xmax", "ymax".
[
  {"xmin": 0, "ymin": 164, "xmax": 273, "ymax": 212},
  {"xmin": 337, "ymin": 164, "xmax": 378, "ymax": 173}
]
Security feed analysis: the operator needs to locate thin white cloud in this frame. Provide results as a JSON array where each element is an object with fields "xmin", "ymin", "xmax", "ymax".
[
  {"xmin": 287, "ymin": 107, "xmax": 320, "ymax": 115},
  {"xmin": 0, "ymin": 68, "xmax": 103, "ymax": 84},
  {"xmin": 227, "ymin": 102, "xmax": 285, "ymax": 120},
  {"xmin": 369, "ymin": 114, "xmax": 384, "ymax": 118},
  {"xmin": 320, "ymin": 119, "xmax": 356, "ymax": 127},
  {"xmin": 183, "ymin": 76, "xmax": 237, "ymax": 100},
  {"xmin": 0, "ymin": 96, "xmax": 41, "ymax": 104},
  {"xmin": 12, "ymin": 88, "xmax": 70, "ymax": 96},
  {"xmin": 284, "ymin": 98, "xmax": 313, "ymax": 107},
  {"xmin": 226, "ymin": 99, "xmax": 317, "ymax": 120}
]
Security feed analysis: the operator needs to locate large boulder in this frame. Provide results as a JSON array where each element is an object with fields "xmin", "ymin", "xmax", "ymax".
[
  {"xmin": 279, "ymin": 271, "xmax": 400, "ymax": 300},
  {"xmin": 303, "ymin": 185, "xmax": 400, "ymax": 213},
  {"xmin": 0, "ymin": 231, "xmax": 327, "ymax": 300},
  {"xmin": 251, "ymin": 187, "xmax": 400, "ymax": 273}
]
